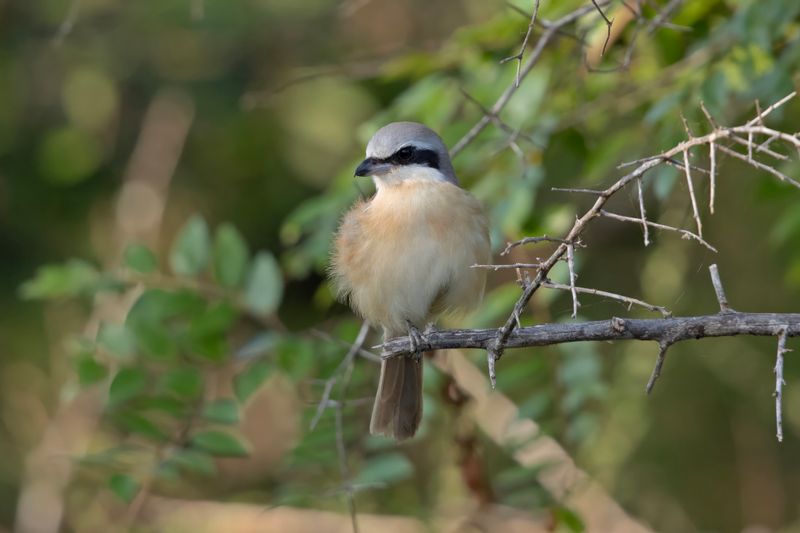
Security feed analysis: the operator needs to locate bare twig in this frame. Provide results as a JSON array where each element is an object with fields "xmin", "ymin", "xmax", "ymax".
[
  {"xmin": 599, "ymin": 210, "xmax": 717, "ymax": 252},
  {"xmin": 590, "ymin": 0, "xmax": 614, "ymax": 56},
  {"xmin": 473, "ymin": 263, "xmax": 544, "ymax": 271},
  {"xmin": 708, "ymin": 264, "xmax": 732, "ymax": 313},
  {"xmin": 636, "ymin": 177, "xmax": 650, "ymax": 246},
  {"xmin": 500, "ymin": 0, "xmax": 542, "ymax": 88},
  {"xmin": 551, "ymin": 187, "xmax": 607, "ymax": 195},
  {"xmin": 502, "ymin": 235, "xmax": 572, "ymax": 256},
  {"xmin": 541, "ymin": 280, "xmax": 671, "ymax": 317},
  {"xmin": 645, "ymin": 341, "xmax": 671, "ymax": 394},
  {"xmin": 682, "ymin": 148, "xmax": 703, "ymax": 238},
  {"xmin": 709, "ymin": 141, "xmax": 716, "ymax": 214},
  {"xmin": 567, "ymin": 244, "xmax": 579, "ymax": 318},
  {"xmin": 775, "ymin": 327, "xmax": 789, "ymax": 442}
]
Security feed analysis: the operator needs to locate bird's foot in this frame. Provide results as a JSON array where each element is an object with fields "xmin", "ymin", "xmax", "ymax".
[{"xmin": 406, "ymin": 320, "xmax": 426, "ymax": 363}]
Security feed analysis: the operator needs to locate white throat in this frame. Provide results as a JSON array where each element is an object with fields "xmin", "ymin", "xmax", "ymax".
[{"xmin": 372, "ymin": 165, "xmax": 449, "ymax": 190}]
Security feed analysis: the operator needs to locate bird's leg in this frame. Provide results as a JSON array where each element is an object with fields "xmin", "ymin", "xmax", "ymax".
[{"xmin": 406, "ymin": 320, "xmax": 425, "ymax": 363}]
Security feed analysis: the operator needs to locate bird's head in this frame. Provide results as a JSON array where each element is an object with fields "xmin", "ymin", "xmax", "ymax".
[{"xmin": 355, "ymin": 122, "xmax": 458, "ymax": 186}]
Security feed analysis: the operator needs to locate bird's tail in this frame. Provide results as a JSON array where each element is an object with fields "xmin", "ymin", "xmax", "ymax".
[{"xmin": 370, "ymin": 334, "xmax": 424, "ymax": 440}]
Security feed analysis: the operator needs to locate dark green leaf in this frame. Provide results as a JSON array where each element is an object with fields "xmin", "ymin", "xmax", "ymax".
[
  {"xmin": 213, "ymin": 223, "xmax": 249, "ymax": 288},
  {"xmin": 234, "ymin": 360, "xmax": 271, "ymax": 403},
  {"xmin": 75, "ymin": 353, "xmax": 107, "ymax": 386},
  {"xmin": 202, "ymin": 398, "xmax": 239, "ymax": 424},
  {"xmin": 191, "ymin": 430, "xmax": 249, "ymax": 457},
  {"xmin": 160, "ymin": 367, "xmax": 203, "ymax": 399},
  {"xmin": 115, "ymin": 411, "xmax": 167, "ymax": 441},
  {"xmin": 108, "ymin": 473, "xmax": 139, "ymax": 503},
  {"xmin": 169, "ymin": 215, "xmax": 210, "ymax": 277},
  {"xmin": 19, "ymin": 260, "xmax": 99, "ymax": 300},
  {"xmin": 552, "ymin": 506, "xmax": 585, "ymax": 533},
  {"xmin": 109, "ymin": 368, "xmax": 147, "ymax": 405},
  {"xmin": 168, "ymin": 448, "xmax": 217, "ymax": 476},
  {"xmin": 124, "ymin": 243, "xmax": 158, "ymax": 274},
  {"xmin": 354, "ymin": 453, "xmax": 413, "ymax": 486},
  {"xmin": 244, "ymin": 252, "xmax": 283, "ymax": 316},
  {"xmin": 132, "ymin": 321, "xmax": 178, "ymax": 360}
]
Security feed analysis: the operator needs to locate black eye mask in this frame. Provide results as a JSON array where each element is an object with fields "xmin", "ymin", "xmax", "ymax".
[{"xmin": 384, "ymin": 146, "xmax": 440, "ymax": 170}]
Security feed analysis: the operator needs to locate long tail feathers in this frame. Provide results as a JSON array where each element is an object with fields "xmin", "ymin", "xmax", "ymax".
[{"xmin": 369, "ymin": 355, "xmax": 423, "ymax": 441}]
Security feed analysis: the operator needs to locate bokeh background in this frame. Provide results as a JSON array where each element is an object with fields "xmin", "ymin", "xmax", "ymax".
[{"xmin": 3, "ymin": 0, "xmax": 800, "ymax": 531}]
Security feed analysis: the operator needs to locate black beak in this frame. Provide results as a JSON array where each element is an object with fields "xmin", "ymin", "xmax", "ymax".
[{"xmin": 354, "ymin": 158, "xmax": 376, "ymax": 177}]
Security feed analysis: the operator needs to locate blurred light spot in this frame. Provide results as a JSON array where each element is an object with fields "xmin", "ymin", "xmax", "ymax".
[
  {"xmin": 642, "ymin": 241, "xmax": 687, "ymax": 304},
  {"xmin": 38, "ymin": 126, "xmax": 102, "ymax": 185},
  {"xmin": 116, "ymin": 181, "xmax": 164, "ymax": 236},
  {"xmin": 274, "ymin": 78, "xmax": 375, "ymax": 186},
  {"xmin": 62, "ymin": 67, "xmax": 118, "ymax": 131}
]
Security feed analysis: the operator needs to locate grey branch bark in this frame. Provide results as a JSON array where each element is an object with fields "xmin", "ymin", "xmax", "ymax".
[{"xmin": 380, "ymin": 312, "xmax": 800, "ymax": 359}]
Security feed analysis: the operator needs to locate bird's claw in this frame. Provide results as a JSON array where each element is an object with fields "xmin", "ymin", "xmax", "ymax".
[{"xmin": 406, "ymin": 320, "xmax": 426, "ymax": 363}]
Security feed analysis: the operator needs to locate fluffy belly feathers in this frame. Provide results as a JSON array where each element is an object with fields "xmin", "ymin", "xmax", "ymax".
[{"xmin": 332, "ymin": 180, "xmax": 490, "ymax": 334}]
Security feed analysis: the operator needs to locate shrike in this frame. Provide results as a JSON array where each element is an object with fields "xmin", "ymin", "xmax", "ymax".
[{"xmin": 331, "ymin": 122, "xmax": 490, "ymax": 440}]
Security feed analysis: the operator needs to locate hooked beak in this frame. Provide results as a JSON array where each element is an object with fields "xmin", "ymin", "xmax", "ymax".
[{"xmin": 354, "ymin": 158, "xmax": 392, "ymax": 177}]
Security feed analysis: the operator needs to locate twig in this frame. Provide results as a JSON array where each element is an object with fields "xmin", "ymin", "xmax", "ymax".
[
  {"xmin": 708, "ymin": 264, "xmax": 731, "ymax": 313},
  {"xmin": 775, "ymin": 327, "xmax": 789, "ymax": 443},
  {"xmin": 567, "ymin": 244, "xmax": 579, "ymax": 318},
  {"xmin": 500, "ymin": 0, "xmax": 542, "ymax": 88},
  {"xmin": 716, "ymin": 144, "xmax": 800, "ymax": 189},
  {"xmin": 599, "ymin": 210, "xmax": 717, "ymax": 252},
  {"xmin": 541, "ymin": 280, "xmax": 671, "ymax": 317},
  {"xmin": 709, "ymin": 141, "xmax": 716, "ymax": 214},
  {"xmin": 636, "ymin": 177, "xmax": 650, "ymax": 246},
  {"xmin": 590, "ymin": 0, "xmax": 614, "ymax": 56},
  {"xmin": 551, "ymin": 187, "xmax": 607, "ymax": 195},
  {"xmin": 645, "ymin": 341, "xmax": 672, "ymax": 394},
  {"xmin": 52, "ymin": 0, "xmax": 82, "ymax": 46},
  {"xmin": 502, "ymin": 235, "xmax": 572, "ymax": 256},
  {"xmin": 682, "ymin": 148, "xmax": 703, "ymax": 238},
  {"xmin": 472, "ymin": 263, "xmax": 544, "ymax": 271}
]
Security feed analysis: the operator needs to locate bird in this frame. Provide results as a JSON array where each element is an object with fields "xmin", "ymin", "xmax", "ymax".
[{"xmin": 331, "ymin": 122, "xmax": 490, "ymax": 440}]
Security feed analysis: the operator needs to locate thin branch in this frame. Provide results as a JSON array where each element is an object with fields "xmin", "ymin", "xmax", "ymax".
[
  {"xmin": 636, "ymin": 177, "xmax": 650, "ymax": 246},
  {"xmin": 682, "ymin": 148, "xmax": 703, "ymax": 238},
  {"xmin": 567, "ymin": 244, "xmax": 579, "ymax": 318},
  {"xmin": 473, "ymin": 263, "xmax": 544, "ymax": 271},
  {"xmin": 541, "ymin": 280, "xmax": 671, "ymax": 317},
  {"xmin": 716, "ymin": 144, "xmax": 800, "ymax": 189},
  {"xmin": 708, "ymin": 264, "xmax": 732, "ymax": 313},
  {"xmin": 500, "ymin": 0, "xmax": 542, "ymax": 88},
  {"xmin": 709, "ymin": 141, "xmax": 716, "ymax": 214},
  {"xmin": 775, "ymin": 327, "xmax": 789, "ymax": 443},
  {"xmin": 599, "ymin": 210, "xmax": 717, "ymax": 252},
  {"xmin": 379, "ymin": 312, "xmax": 800, "ymax": 358},
  {"xmin": 645, "ymin": 340, "xmax": 672, "ymax": 394},
  {"xmin": 590, "ymin": 0, "xmax": 614, "ymax": 56},
  {"xmin": 502, "ymin": 235, "xmax": 572, "ymax": 256},
  {"xmin": 551, "ymin": 187, "xmax": 607, "ymax": 195}
]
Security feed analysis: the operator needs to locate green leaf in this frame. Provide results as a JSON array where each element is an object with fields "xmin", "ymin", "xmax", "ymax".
[
  {"xmin": 168, "ymin": 448, "xmax": 217, "ymax": 476},
  {"xmin": 109, "ymin": 368, "xmax": 147, "ymax": 405},
  {"xmin": 234, "ymin": 361, "xmax": 271, "ymax": 403},
  {"xmin": 552, "ymin": 506, "xmax": 585, "ymax": 533},
  {"xmin": 191, "ymin": 430, "xmax": 249, "ymax": 457},
  {"xmin": 132, "ymin": 321, "xmax": 178, "ymax": 360},
  {"xmin": 124, "ymin": 243, "xmax": 158, "ymax": 274},
  {"xmin": 213, "ymin": 223, "xmax": 249, "ymax": 288},
  {"xmin": 108, "ymin": 473, "xmax": 139, "ymax": 503},
  {"xmin": 244, "ymin": 252, "xmax": 283, "ymax": 316},
  {"xmin": 74, "ymin": 353, "xmax": 107, "ymax": 386},
  {"xmin": 160, "ymin": 367, "xmax": 203, "ymax": 399},
  {"xmin": 202, "ymin": 398, "xmax": 240, "ymax": 424},
  {"xmin": 169, "ymin": 216, "xmax": 210, "ymax": 277},
  {"xmin": 97, "ymin": 322, "xmax": 136, "ymax": 358},
  {"xmin": 186, "ymin": 302, "xmax": 236, "ymax": 361},
  {"xmin": 354, "ymin": 453, "xmax": 413, "ymax": 486},
  {"xmin": 115, "ymin": 411, "xmax": 167, "ymax": 441},
  {"xmin": 19, "ymin": 260, "xmax": 99, "ymax": 300}
]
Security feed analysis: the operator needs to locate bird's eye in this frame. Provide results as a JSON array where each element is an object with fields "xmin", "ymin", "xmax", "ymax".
[{"xmin": 396, "ymin": 146, "xmax": 414, "ymax": 162}]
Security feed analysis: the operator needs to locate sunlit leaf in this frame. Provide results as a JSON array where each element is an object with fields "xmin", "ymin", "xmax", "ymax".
[
  {"xmin": 97, "ymin": 322, "xmax": 136, "ymax": 358},
  {"xmin": 191, "ymin": 430, "xmax": 249, "ymax": 457},
  {"xmin": 244, "ymin": 252, "xmax": 283, "ymax": 316},
  {"xmin": 169, "ymin": 215, "xmax": 211, "ymax": 277},
  {"xmin": 19, "ymin": 260, "xmax": 100, "ymax": 300},
  {"xmin": 124, "ymin": 243, "xmax": 158, "ymax": 274}
]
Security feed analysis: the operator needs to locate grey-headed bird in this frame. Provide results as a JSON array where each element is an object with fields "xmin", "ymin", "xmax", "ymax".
[{"xmin": 331, "ymin": 122, "xmax": 490, "ymax": 440}]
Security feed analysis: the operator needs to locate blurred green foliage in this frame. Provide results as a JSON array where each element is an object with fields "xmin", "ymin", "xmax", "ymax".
[{"xmin": 4, "ymin": 0, "xmax": 800, "ymax": 531}]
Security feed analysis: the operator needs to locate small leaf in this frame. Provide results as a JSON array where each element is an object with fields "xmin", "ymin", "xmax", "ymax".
[
  {"xmin": 168, "ymin": 448, "xmax": 217, "ymax": 476},
  {"xmin": 97, "ymin": 322, "xmax": 136, "ymax": 358},
  {"xmin": 132, "ymin": 321, "xmax": 177, "ymax": 360},
  {"xmin": 213, "ymin": 223, "xmax": 249, "ymax": 288},
  {"xmin": 75, "ymin": 353, "xmax": 107, "ymax": 386},
  {"xmin": 191, "ymin": 430, "xmax": 249, "ymax": 457},
  {"xmin": 234, "ymin": 361, "xmax": 271, "ymax": 403},
  {"xmin": 552, "ymin": 506, "xmax": 585, "ymax": 533},
  {"xmin": 169, "ymin": 216, "xmax": 210, "ymax": 277},
  {"xmin": 202, "ymin": 398, "xmax": 240, "ymax": 424},
  {"xmin": 108, "ymin": 473, "xmax": 139, "ymax": 503},
  {"xmin": 19, "ymin": 260, "xmax": 99, "ymax": 300},
  {"xmin": 124, "ymin": 243, "xmax": 158, "ymax": 274},
  {"xmin": 354, "ymin": 453, "xmax": 413, "ymax": 486},
  {"xmin": 115, "ymin": 411, "xmax": 167, "ymax": 441},
  {"xmin": 160, "ymin": 367, "xmax": 203, "ymax": 399},
  {"xmin": 109, "ymin": 368, "xmax": 147, "ymax": 405},
  {"xmin": 244, "ymin": 252, "xmax": 283, "ymax": 316}
]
